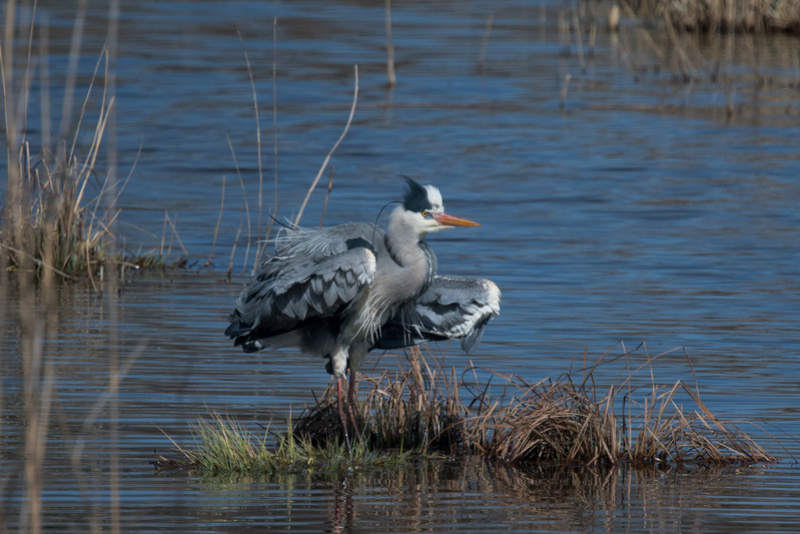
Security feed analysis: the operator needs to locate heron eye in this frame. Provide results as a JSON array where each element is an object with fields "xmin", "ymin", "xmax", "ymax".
[{"xmin": 421, "ymin": 210, "xmax": 429, "ymax": 218}]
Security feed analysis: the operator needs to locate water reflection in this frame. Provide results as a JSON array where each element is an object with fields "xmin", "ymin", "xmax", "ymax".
[{"xmin": 145, "ymin": 460, "xmax": 795, "ymax": 533}]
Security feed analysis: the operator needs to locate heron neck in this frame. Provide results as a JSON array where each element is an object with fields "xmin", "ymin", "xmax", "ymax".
[
  {"xmin": 384, "ymin": 208, "xmax": 431, "ymax": 295},
  {"xmin": 386, "ymin": 208, "xmax": 426, "ymax": 267}
]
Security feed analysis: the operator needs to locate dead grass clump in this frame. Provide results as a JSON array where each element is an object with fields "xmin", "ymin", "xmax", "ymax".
[
  {"xmin": 2, "ymin": 5, "xmax": 171, "ymax": 286},
  {"xmin": 623, "ymin": 379, "xmax": 775, "ymax": 467},
  {"xmin": 4, "ymin": 136, "xmax": 117, "ymax": 282},
  {"xmin": 291, "ymin": 345, "xmax": 776, "ymax": 470},
  {"xmin": 169, "ymin": 345, "xmax": 776, "ymax": 476},
  {"xmin": 476, "ymin": 374, "xmax": 620, "ymax": 466},
  {"xmin": 294, "ymin": 348, "xmax": 470, "ymax": 455},
  {"xmin": 3, "ymin": 1, "xmax": 117, "ymax": 283},
  {"xmin": 476, "ymin": 370, "xmax": 774, "ymax": 468}
]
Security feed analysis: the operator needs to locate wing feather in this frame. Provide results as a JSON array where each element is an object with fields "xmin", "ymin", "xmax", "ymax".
[
  {"xmin": 226, "ymin": 224, "xmax": 381, "ymax": 350},
  {"xmin": 375, "ymin": 275, "xmax": 501, "ymax": 353}
]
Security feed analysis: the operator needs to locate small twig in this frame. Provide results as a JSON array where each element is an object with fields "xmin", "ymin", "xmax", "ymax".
[
  {"xmin": 320, "ymin": 165, "xmax": 335, "ymax": 227},
  {"xmin": 572, "ymin": 9, "xmax": 585, "ymax": 72},
  {"xmin": 164, "ymin": 212, "xmax": 188, "ymax": 256},
  {"xmin": 237, "ymin": 32, "xmax": 265, "ymax": 272},
  {"xmin": 160, "ymin": 211, "xmax": 168, "ymax": 256},
  {"xmin": 268, "ymin": 16, "xmax": 279, "ymax": 244},
  {"xmin": 227, "ymin": 136, "xmax": 252, "ymax": 271},
  {"xmin": 560, "ymin": 73, "xmax": 571, "ymax": 109},
  {"xmin": 209, "ymin": 175, "xmax": 227, "ymax": 265},
  {"xmin": 0, "ymin": 242, "xmax": 75, "ymax": 280},
  {"xmin": 227, "ymin": 223, "xmax": 242, "ymax": 283}
]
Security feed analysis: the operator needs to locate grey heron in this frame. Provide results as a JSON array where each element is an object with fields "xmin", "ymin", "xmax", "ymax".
[{"xmin": 225, "ymin": 177, "xmax": 500, "ymax": 444}]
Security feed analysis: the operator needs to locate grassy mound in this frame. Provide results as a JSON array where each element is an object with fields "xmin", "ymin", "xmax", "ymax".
[
  {"xmin": 164, "ymin": 345, "xmax": 775, "ymax": 475},
  {"xmin": 158, "ymin": 410, "xmax": 432, "ymax": 477}
]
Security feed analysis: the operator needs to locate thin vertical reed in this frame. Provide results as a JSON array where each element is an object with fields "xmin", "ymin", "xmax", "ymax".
[
  {"xmin": 237, "ymin": 33, "xmax": 265, "ymax": 271},
  {"xmin": 385, "ymin": 0, "xmax": 396, "ymax": 87},
  {"xmin": 294, "ymin": 65, "xmax": 359, "ymax": 228},
  {"xmin": 560, "ymin": 74, "xmax": 571, "ymax": 109},
  {"xmin": 269, "ymin": 17, "xmax": 279, "ymax": 243},
  {"xmin": 572, "ymin": 9, "xmax": 585, "ymax": 72},
  {"xmin": 209, "ymin": 175, "xmax": 227, "ymax": 266},
  {"xmin": 228, "ymin": 136, "xmax": 252, "ymax": 272},
  {"xmin": 106, "ymin": 0, "xmax": 121, "ymax": 531},
  {"xmin": 478, "ymin": 14, "xmax": 494, "ymax": 73},
  {"xmin": 320, "ymin": 166, "xmax": 335, "ymax": 227}
]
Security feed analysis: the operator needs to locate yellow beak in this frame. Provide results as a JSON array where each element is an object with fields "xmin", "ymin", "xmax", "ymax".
[{"xmin": 432, "ymin": 212, "xmax": 481, "ymax": 227}]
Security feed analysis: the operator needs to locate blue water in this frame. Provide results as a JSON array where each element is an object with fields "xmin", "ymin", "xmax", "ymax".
[{"xmin": 3, "ymin": 0, "xmax": 800, "ymax": 531}]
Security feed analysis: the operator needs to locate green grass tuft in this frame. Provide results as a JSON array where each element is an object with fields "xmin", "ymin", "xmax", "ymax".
[{"xmin": 164, "ymin": 410, "xmax": 428, "ymax": 476}]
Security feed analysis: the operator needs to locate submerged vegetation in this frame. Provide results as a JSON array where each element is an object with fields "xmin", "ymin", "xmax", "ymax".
[{"xmin": 164, "ymin": 345, "xmax": 776, "ymax": 476}]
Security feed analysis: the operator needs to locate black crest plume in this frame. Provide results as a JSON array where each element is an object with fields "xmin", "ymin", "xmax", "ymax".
[{"xmin": 402, "ymin": 176, "xmax": 431, "ymax": 213}]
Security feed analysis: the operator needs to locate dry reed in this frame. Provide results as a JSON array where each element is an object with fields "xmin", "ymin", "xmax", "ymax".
[
  {"xmin": 2, "ymin": 2, "xmax": 132, "ymax": 532},
  {"xmin": 291, "ymin": 345, "xmax": 776, "ymax": 469},
  {"xmin": 619, "ymin": 0, "xmax": 800, "ymax": 34},
  {"xmin": 1, "ymin": 4, "xmax": 180, "ymax": 286}
]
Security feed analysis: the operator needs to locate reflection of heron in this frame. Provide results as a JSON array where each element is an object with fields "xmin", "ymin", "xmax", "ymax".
[{"xmin": 226, "ymin": 177, "xmax": 501, "ymax": 445}]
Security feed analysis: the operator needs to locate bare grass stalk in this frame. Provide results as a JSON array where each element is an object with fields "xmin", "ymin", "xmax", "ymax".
[
  {"xmin": 320, "ymin": 166, "xmax": 335, "ymax": 227},
  {"xmin": 293, "ymin": 65, "xmax": 359, "ymax": 228},
  {"xmin": 227, "ymin": 224, "xmax": 242, "ymax": 282},
  {"xmin": 269, "ymin": 17, "xmax": 279, "ymax": 242},
  {"xmin": 237, "ymin": 33, "xmax": 266, "ymax": 271},
  {"xmin": 2, "ymin": 4, "xmax": 137, "ymax": 532},
  {"xmin": 208, "ymin": 175, "xmax": 227, "ymax": 267},
  {"xmin": 227, "ymin": 136, "xmax": 252, "ymax": 273},
  {"xmin": 163, "ymin": 212, "xmax": 188, "ymax": 258},
  {"xmin": 558, "ymin": 11, "xmax": 570, "ymax": 55},
  {"xmin": 385, "ymin": 0, "xmax": 397, "ymax": 87},
  {"xmin": 560, "ymin": 74, "xmax": 572, "ymax": 109},
  {"xmin": 572, "ymin": 9, "xmax": 586, "ymax": 72}
]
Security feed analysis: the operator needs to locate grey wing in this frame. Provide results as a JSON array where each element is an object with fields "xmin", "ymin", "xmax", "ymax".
[
  {"xmin": 274, "ymin": 222, "xmax": 383, "ymax": 260},
  {"xmin": 226, "ymin": 224, "xmax": 381, "ymax": 352},
  {"xmin": 376, "ymin": 275, "xmax": 501, "ymax": 354}
]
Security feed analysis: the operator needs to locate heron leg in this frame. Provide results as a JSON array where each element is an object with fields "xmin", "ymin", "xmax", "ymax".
[
  {"xmin": 336, "ymin": 376, "xmax": 352, "ymax": 453},
  {"xmin": 346, "ymin": 371, "xmax": 359, "ymax": 437}
]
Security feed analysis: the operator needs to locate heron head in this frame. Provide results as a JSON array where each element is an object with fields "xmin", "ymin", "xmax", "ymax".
[{"xmin": 402, "ymin": 177, "xmax": 480, "ymax": 235}]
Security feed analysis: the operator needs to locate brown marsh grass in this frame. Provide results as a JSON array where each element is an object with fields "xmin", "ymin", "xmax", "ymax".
[
  {"xmin": 619, "ymin": 0, "xmax": 800, "ymax": 34},
  {"xmin": 176, "ymin": 344, "xmax": 776, "ymax": 475},
  {"xmin": 2, "ymin": 5, "xmax": 180, "ymax": 287},
  {"xmin": 3, "ymin": 21, "xmax": 116, "ymax": 285},
  {"xmin": 299, "ymin": 345, "xmax": 775, "ymax": 468},
  {"xmin": 2, "ymin": 2, "xmax": 129, "ymax": 532},
  {"xmin": 558, "ymin": 1, "xmax": 800, "ymax": 123}
]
